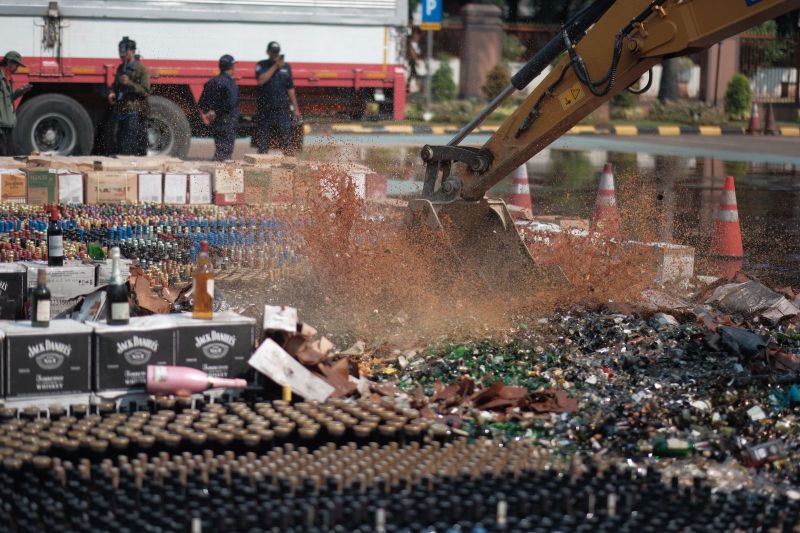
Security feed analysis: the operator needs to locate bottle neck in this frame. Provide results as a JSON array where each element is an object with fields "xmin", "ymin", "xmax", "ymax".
[{"xmin": 110, "ymin": 256, "xmax": 122, "ymax": 285}]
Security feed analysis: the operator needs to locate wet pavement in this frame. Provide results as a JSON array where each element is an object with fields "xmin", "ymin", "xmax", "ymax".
[{"xmin": 187, "ymin": 133, "xmax": 800, "ymax": 165}]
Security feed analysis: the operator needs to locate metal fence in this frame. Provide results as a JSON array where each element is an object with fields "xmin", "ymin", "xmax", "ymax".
[{"xmin": 740, "ymin": 33, "xmax": 799, "ymax": 104}]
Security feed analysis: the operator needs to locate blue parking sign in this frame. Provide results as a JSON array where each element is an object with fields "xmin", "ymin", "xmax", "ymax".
[{"xmin": 422, "ymin": 0, "xmax": 442, "ymax": 25}]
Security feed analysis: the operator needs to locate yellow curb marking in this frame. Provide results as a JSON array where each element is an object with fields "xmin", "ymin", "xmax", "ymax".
[
  {"xmin": 614, "ymin": 125, "xmax": 638, "ymax": 136},
  {"xmin": 699, "ymin": 126, "xmax": 722, "ymax": 136},
  {"xmin": 657, "ymin": 126, "xmax": 681, "ymax": 136}
]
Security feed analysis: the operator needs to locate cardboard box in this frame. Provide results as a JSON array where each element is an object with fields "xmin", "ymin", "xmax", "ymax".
[
  {"xmin": 268, "ymin": 167, "xmax": 295, "ymax": 204},
  {"xmin": 23, "ymin": 262, "xmax": 97, "ymax": 300},
  {"xmin": 623, "ymin": 241, "xmax": 695, "ymax": 288},
  {"xmin": 96, "ymin": 258, "xmax": 134, "ymax": 286},
  {"xmin": 58, "ymin": 172, "xmax": 84, "ymax": 204},
  {"xmin": 0, "ymin": 329, "xmax": 5, "ymax": 397},
  {"xmin": 90, "ymin": 316, "xmax": 177, "ymax": 391},
  {"xmin": 1, "ymin": 170, "xmax": 26, "ymax": 203},
  {"xmin": 26, "ymin": 169, "xmax": 59, "ymax": 205},
  {"xmin": 85, "ymin": 171, "xmax": 138, "ymax": 204},
  {"xmin": 211, "ymin": 165, "xmax": 244, "ymax": 194},
  {"xmin": 164, "ymin": 173, "xmax": 188, "ymax": 204},
  {"xmin": 2, "ymin": 320, "xmax": 92, "ymax": 397},
  {"xmin": 188, "ymin": 172, "xmax": 212, "ymax": 204},
  {"xmin": 244, "ymin": 167, "xmax": 271, "ymax": 205},
  {"xmin": 248, "ymin": 339, "xmax": 333, "ymax": 402},
  {"xmin": 50, "ymin": 295, "xmax": 83, "ymax": 319},
  {"xmin": 243, "ymin": 153, "xmax": 299, "ymax": 166},
  {"xmin": 213, "ymin": 192, "xmax": 245, "ymax": 205},
  {"xmin": 0, "ymin": 264, "xmax": 26, "ymax": 320},
  {"xmin": 138, "ymin": 172, "xmax": 163, "ymax": 204},
  {"xmin": 0, "ymin": 158, "xmax": 24, "ymax": 170},
  {"xmin": 174, "ymin": 311, "xmax": 256, "ymax": 379}
]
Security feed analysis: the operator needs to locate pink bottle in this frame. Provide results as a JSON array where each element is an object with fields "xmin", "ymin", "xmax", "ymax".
[{"xmin": 147, "ymin": 365, "xmax": 248, "ymax": 396}]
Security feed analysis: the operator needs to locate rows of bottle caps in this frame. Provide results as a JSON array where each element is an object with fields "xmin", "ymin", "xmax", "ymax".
[
  {"xmin": 0, "ymin": 395, "xmax": 795, "ymax": 532},
  {"xmin": 0, "ymin": 204, "xmax": 309, "ymax": 282}
]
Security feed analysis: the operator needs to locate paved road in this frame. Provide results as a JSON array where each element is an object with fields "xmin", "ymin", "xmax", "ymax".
[{"xmin": 186, "ymin": 133, "xmax": 800, "ymax": 165}]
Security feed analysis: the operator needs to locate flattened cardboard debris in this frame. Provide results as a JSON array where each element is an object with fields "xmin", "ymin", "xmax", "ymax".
[
  {"xmin": 766, "ymin": 347, "xmax": 800, "ymax": 373},
  {"xmin": 298, "ymin": 322, "xmax": 317, "ymax": 338},
  {"xmin": 707, "ymin": 280, "xmax": 800, "ymax": 323},
  {"xmin": 132, "ymin": 269, "xmax": 170, "ymax": 314},
  {"xmin": 316, "ymin": 358, "xmax": 357, "ymax": 398},
  {"xmin": 292, "ymin": 337, "xmax": 334, "ymax": 366},
  {"xmin": 339, "ymin": 341, "xmax": 366, "ymax": 356},
  {"xmin": 525, "ymin": 390, "xmax": 578, "ymax": 414},
  {"xmin": 263, "ymin": 305, "xmax": 298, "ymax": 333},
  {"xmin": 248, "ymin": 339, "xmax": 334, "ymax": 401},
  {"xmin": 471, "ymin": 381, "xmax": 528, "ymax": 410}
]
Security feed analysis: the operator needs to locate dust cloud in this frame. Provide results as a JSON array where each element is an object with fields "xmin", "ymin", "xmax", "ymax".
[{"xmin": 262, "ymin": 157, "xmax": 663, "ymax": 345}]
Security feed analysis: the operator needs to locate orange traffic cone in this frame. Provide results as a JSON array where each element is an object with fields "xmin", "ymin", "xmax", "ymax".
[
  {"xmin": 508, "ymin": 164, "xmax": 533, "ymax": 213},
  {"xmin": 709, "ymin": 175, "xmax": 744, "ymax": 277},
  {"xmin": 590, "ymin": 162, "xmax": 621, "ymax": 239},
  {"xmin": 746, "ymin": 102, "xmax": 761, "ymax": 135},
  {"xmin": 764, "ymin": 103, "xmax": 777, "ymax": 135}
]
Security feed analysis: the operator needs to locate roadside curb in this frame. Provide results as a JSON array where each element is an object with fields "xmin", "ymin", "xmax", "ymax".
[{"xmin": 304, "ymin": 124, "xmax": 800, "ymax": 137}]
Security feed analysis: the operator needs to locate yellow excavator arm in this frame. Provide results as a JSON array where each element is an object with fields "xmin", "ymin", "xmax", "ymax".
[
  {"xmin": 409, "ymin": 0, "xmax": 800, "ymax": 291},
  {"xmin": 420, "ymin": 0, "xmax": 800, "ymax": 201}
]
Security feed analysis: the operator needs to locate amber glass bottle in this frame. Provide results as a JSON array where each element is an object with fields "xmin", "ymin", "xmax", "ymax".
[{"xmin": 192, "ymin": 240, "xmax": 214, "ymax": 319}]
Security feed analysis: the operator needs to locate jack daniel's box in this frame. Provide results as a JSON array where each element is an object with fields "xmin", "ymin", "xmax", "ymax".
[
  {"xmin": 0, "ymin": 264, "xmax": 26, "ymax": 320},
  {"xmin": 2, "ymin": 320, "xmax": 91, "ymax": 397},
  {"xmin": 90, "ymin": 316, "xmax": 176, "ymax": 391},
  {"xmin": 0, "ymin": 329, "xmax": 5, "ymax": 396},
  {"xmin": 174, "ymin": 311, "xmax": 255, "ymax": 379}
]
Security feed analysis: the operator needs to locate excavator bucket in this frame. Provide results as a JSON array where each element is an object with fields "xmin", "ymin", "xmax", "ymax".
[{"xmin": 406, "ymin": 198, "xmax": 567, "ymax": 291}]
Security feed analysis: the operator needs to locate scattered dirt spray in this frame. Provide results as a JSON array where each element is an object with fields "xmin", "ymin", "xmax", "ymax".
[{"xmin": 271, "ymin": 160, "xmax": 661, "ymax": 344}]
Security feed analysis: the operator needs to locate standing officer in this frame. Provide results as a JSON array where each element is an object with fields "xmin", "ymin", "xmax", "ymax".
[
  {"xmin": 108, "ymin": 36, "xmax": 150, "ymax": 155},
  {"xmin": 0, "ymin": 51, "xmax": 32, "ymax": 156},
  {"xmin": 254, "ymin": 41, "xmax": 301, "ymax": 154},
  {"xmin": 199, "ymin": 54, "xmax": 239, "ymax": 161}
]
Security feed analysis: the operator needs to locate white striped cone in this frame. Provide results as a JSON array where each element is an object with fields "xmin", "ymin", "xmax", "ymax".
[
  {"xmin": 747, "ymin": 102, "xmax": 761, "ymax": 135},
  {"xmin": 710, "ymin": 175, "xmax": 743, "ymax": 258},
  {"xmin": 590, "ymin": 162, "xmax": 621, "ymax": 238},
  {"xmin": 508, "ymin": 165, "xmax": 533, "ymax": 212}
]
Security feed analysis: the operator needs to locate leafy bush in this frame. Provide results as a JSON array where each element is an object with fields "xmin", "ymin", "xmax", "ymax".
[
  {"xmin": 611, "ymin": 90, "xmax": 638, "ymax": 119},
  {"xmin": 724, "ymin": 73, "xmax": 753, "ymax": 120},
  {"xmin": 482, "ymin": 63, "xmax": 511, "ymax": 100},
  {"xmin": 431, "ymin": 57, "xmax": 457, "ymax": 102},
  {"xmin": 405, "ymin": 102, "xmax": 423, "ymax": 121},
  {"xmin": 747, "ymin": 20, "xmax": 793, "ymax": 66},
  {"xmin": 648, "ymin": 99, "xmax": 727, "ymax": 125},
  {"xmin": 431, "ymin": 100, "xmax": 481, "ymax": 123},
  {"xmin": 502, "ymin": 33, "xmax": 526, "ymax": 63}
]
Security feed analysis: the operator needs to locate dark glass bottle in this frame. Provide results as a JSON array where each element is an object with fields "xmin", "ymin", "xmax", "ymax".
[
  {"xmin": 47, "ymin": 206, "xmax": 64, "ymax": 267},
  {"xmin": 106, "ymin": 247, "xmax": 130, "ymax": 325},
  {"xmin": 31, "ymin": 268, "xmax": 51, "ymax": 327}
]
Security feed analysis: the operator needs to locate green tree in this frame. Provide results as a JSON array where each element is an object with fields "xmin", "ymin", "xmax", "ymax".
[
  {"xmin": 501, "ymin": 33, "xmax": 526, "ymax": 62},
  {"xmin": 432, "ymin": 56, "xmax": 457, "ymax": 102},
  {"xmin": 483, "ymin": 63, "xmax": 511, "ymax": 99},
  {"xmin": 724, "ymin": 73, "xmax": 753, "ymax": 120}
]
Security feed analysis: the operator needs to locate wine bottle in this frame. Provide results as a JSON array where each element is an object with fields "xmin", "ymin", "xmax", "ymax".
[
  {"xmin": 106, "ymin": 247, "xmax": 130, "ymax": 325},
  {"xmin": 146, "ymin": 365, "xmax": 247, "ymax": 396},
  {"xmin": 47, "ymin": 206, "xmax": 64, "ymax": 267},
  {"xmin": 31, "ymin": 268, "xmax": 51, "ymax": 327},
  {"xmin": 192, "ymin": 240, "xmax": 214, "ymax": 319}
]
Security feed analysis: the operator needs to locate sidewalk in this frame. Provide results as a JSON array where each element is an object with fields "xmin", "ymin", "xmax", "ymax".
[{"xmin": 303, "ymin": 122, "xmax": 800, "ymax": 137}]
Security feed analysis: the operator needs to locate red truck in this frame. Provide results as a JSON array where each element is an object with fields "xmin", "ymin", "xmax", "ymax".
[{"xmin": 2, "ymin": 0, "xmax": 408, "ymax": 157}]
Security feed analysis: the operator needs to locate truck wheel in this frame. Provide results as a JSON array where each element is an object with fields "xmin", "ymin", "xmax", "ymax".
[
  {"xmin": 148, "ymin": 96, "xmax": 191, "ymax": 158},
  {"xmin": 14, "ymin": 94, "xmax": 94, "ymax": 155}
]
